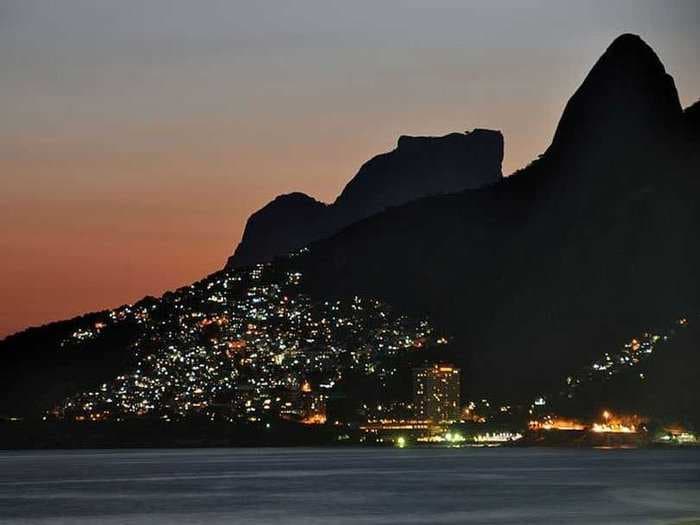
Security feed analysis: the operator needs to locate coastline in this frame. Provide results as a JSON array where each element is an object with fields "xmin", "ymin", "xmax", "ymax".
[{"xmin": 2, "ymin": 420, "xmax": 697, "ymax": 450}]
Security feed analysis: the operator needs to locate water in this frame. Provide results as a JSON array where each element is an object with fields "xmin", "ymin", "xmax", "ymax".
[{"xmin": 1, "ymin": 448, "xmax": 699, "ymax": 524}]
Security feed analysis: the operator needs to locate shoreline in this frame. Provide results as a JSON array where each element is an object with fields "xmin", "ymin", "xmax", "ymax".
[{"xmin": 2, "ymin": 420, "xmax": 697, "ymax": 451}]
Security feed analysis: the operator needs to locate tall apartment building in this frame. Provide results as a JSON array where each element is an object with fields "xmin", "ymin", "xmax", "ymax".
[{"xmin": 412, "ymin": 364, "xmax": 460, "ymax": 422}]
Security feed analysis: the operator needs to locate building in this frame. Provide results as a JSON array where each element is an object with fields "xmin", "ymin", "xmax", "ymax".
[
  {"xmin": 280, "ymin": 381, "xmax": 327, "ymax": 424},
  {"xmin": 412, "ymin": 364, "xmax": 461, "ymax": 423}
]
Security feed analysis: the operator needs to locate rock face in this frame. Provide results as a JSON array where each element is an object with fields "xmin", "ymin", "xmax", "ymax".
[
  {"xmin": 226, "ymin": 129, "xmax": 503, "ymax": 268},
  {"xmin": 230, "ymin": 193, "xmax": 329, "ymax": 269},
  {"xmin": 547, "ymin": 33, "xmax": 683, "ymax": 162},
  {"xmin": 332, "ymin": 129, "xmax": 504, "ymax": 224}
]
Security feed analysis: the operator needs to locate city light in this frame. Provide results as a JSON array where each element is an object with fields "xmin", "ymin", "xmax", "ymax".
[
  {"xmin": 529, "ymin": 417, "xmax": 585, "ymax": 431},
  {"xmin": 590, "ymin": 411, "xmax": 640, "ymax": 433},
  {"xmin": 53, "ymin": 263, "xmax": 442, "ymax": 424}
]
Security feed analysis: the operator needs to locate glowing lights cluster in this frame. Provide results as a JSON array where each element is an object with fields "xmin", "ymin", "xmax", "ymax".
[{"xmin": 55, "ymin": 262, "xmax": 442, "ymax": 422}]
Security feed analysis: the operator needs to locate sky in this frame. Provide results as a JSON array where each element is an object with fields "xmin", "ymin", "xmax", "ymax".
[{"xmin": 1, "ymin": 0, "xmax": 699, "ymax": 338}]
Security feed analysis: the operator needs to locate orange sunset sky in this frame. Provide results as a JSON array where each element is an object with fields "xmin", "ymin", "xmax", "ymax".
[{"xmin": 1, "ymin": 1, "xmax": 699, "ymax": 338}]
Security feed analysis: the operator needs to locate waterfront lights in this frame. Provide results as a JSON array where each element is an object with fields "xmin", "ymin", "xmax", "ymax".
[{"xmin": 590, "ymin": 410, "xmax": 639, "ymax": 433}]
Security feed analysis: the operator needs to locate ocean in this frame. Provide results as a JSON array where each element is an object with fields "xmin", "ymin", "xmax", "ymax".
[{"xmin": 1, "ymin": 447, "xmax": 699, "ymax": 524}]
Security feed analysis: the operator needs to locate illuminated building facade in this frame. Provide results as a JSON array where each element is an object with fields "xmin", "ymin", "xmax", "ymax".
[
  {"xmin": 279, "ymin": 381, "xmax": 327, "ymax": 424},
  {"xmin": 412, "ymin": 364, "xmax": 460, "ymax": 422}
]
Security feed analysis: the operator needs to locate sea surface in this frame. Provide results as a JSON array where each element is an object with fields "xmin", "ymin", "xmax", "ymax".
[{"xmin": 1, "ymin": 447, "xmax": 699, "ymax": 524}]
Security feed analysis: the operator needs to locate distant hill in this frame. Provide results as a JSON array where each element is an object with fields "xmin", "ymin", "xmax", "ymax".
[{"xmin": 226, "ymin": 129, "xmax": 503, "ymax": 268}]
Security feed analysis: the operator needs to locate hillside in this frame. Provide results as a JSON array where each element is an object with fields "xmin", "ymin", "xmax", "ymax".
[
  {"xmin": 1, "ymin": 34, "xmax": 698, "ymax": 424},
  {"xmin": 298, "ymin": 34, "xmax": 700, "ymax": 399}
]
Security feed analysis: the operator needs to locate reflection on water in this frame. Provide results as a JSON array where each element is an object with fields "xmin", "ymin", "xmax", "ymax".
[{"xmin": 0, "ymin": 448, "xmax": 699, "ymax": 524}]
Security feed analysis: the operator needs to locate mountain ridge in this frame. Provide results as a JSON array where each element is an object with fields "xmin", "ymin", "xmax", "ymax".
[
  {"xmin": 296, "ymin": 33, "xmax": 699, "ymax": 398},
  {"xmin": 226, "ymin": 128, "xmax": 503, "ymax": 268},
  {"xmin": 1, "ymin": 34, "xmax": 698, "ymax": 422}
]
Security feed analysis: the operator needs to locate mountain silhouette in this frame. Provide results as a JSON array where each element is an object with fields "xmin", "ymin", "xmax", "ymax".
[
  {"xmin": 227, "ymin": 129, "xmax": 503, "ymax": 268},
  {"xmin": 297, "ymin": 34, "xmax": 700, "ymax": 399},
  {"xmin": 229, "ymin": 192, "xmax": 328, "ymax": 268},
  {"xmin": 1, "ymin": 34, "xmax": 698, "ymax": 421},
  {"xmin": 547, "ymin": 33, "xmax": 682, "ymax": 161}
]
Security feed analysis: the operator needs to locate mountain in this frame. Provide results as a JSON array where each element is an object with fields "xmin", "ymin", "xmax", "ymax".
[
  {"xmin": 1, "ymin": 34, "xmax": 698, "ymax": 423},
  {"xmin": 547, "ymin": 33, "xmax": 682, "ymax": 161},
  {"xmin": 230, "ymin": 193, "xmax": 328, "ymax": 268},
  {"xmin": 297, "ymin": 34, "xmax": 700, "ymax": 400},
  {"xmin": 227, "ymin": 129, "xmax": 503, "ymax": 267}
]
